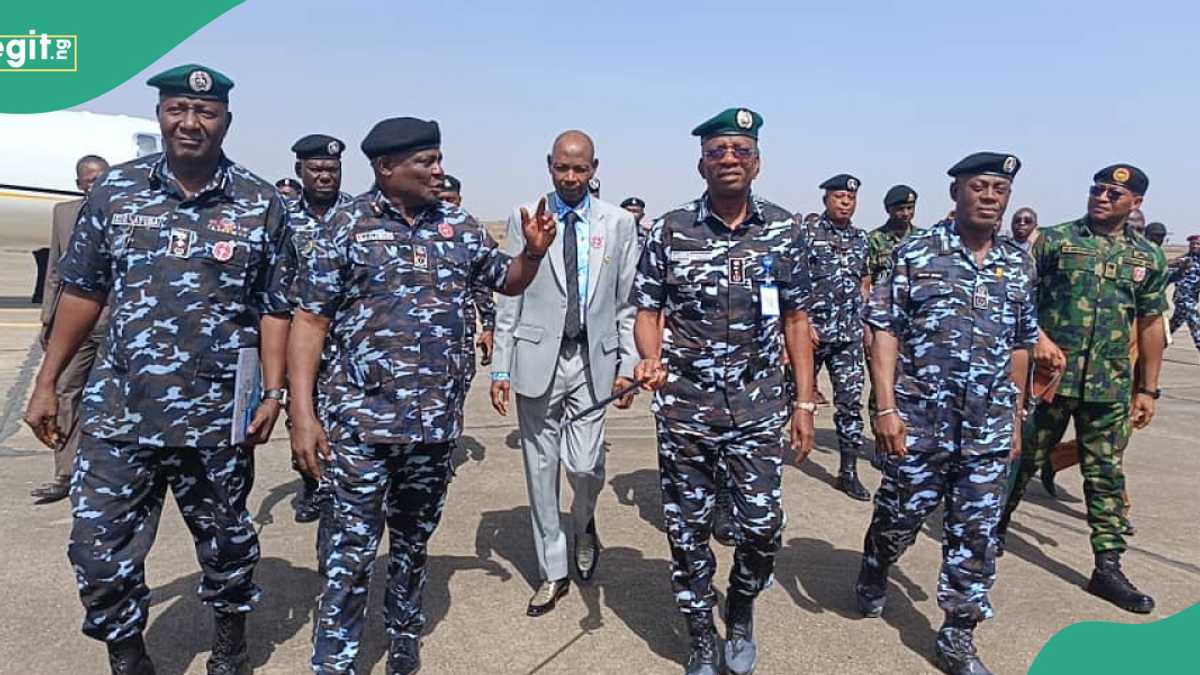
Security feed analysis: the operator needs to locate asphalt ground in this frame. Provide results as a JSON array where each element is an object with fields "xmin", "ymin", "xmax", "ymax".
[{"xmin": 0, "ymin": 249, "xmax": 1196, "ymax": 674}]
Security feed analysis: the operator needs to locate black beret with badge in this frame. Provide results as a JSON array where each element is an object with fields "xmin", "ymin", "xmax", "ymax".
[
  {"xmin": 441, "ymin": 175, "xmax": 461, "ymax": 193},
  {"xmin": 291, "ymin": 134, "xmax": 345, "ymax": 160},
  {"xmin": 947, "ymin": 152, "xmax": 1021, "ymax": 179},
  {"xmin": 884, "ymin": 184, "xmax": 918, "ymax": 208},
  {"xmin": 360, "ymin": 117, "xmax": 440, "ymax": 159},
  {"xmin": 820, "ymin": 174, "xmax": 861, "ymax": 192},
  {"xmin": 692, "ymin": 107, "xmax": 764, "ymax": 140},
  {"xmin": 620, "ymin": 197, "xmax": 645, "ymax": 208},
  {"xmin": 1093, "ymin": 163, "xmax": 1148, "ymax": 196},
  {"xmin": 147, "ymin": 63, "xmax": 234, "ymax": 102}
]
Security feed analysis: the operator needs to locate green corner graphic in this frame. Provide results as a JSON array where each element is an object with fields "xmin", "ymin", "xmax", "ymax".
[
  {"xmin": 0, "ymin": 1, "xmax": 243, "ymax": 113},
  {"xmin": 1029, "ymin": 603, "xmax": 1200, "ymax": 673}
]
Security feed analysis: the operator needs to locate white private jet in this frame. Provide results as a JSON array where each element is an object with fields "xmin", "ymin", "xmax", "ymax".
[{"xmin": 0, "ymin": 110, "xmax": 161, "ymax": 249}]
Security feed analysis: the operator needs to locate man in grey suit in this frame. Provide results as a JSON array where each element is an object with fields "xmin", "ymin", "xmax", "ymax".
[
  {"xmin": 491, "ymin": 130, "xmax": 639, "ymax": 616},
  {"xmin": 32, "ymin": 154, "xmax": 109, "ymax": 504}
]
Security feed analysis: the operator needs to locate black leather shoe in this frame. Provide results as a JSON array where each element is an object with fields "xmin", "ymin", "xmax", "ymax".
[
  {"xmin": 294, "ymin": 488, "xmax": 320, "ymax": 523},
  {"xmin": 31, "ymin": 479, "xmax": 70, "ymax": 504},
  {"xmin": 527, "ymin": 578, "xmax": 569, "ymax": 617},
  {"xmin": 684, "ymin": 610, "xmax": 720, "ymax": 675},
  {"xmin": 1087, "ymin": 552, "xmax": 1154, "ymax": 614},
  {"xmin": 835, "ymin": 471, "xmax": 871, "ymax": 501},
  {"xmin": 854, "ymin": 561, "xmax": 888, "ymax": 618},
  {"xmin": 724, "ymin": 597, "xmax": 757, "ymax": 675},
  {"xmin": 388, "ymin": 635, "xmax": 421, "ymax": 675},
  {"xmin": 935, "ymin": 623, "xmax": 992, "ymax": 675},
  {"xmin": 107, "ymin": 634, "xmax": 155, "ymax": 675},
  {"xmin": 206, "ymin": 613, "xmax": 248, "ymax": 675},
  {"xmin": 575, "ymin": 520, "xmax": 599, "ymax": 582}
]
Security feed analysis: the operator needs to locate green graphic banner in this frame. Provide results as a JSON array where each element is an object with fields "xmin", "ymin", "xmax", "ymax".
[
  {"xmin": 0, "ymin": 1, "xmax": 243, "ymax": 113},
  {"xmin": 1029, "ymin": 603, "xmax": 1199, "ymax": 673}
]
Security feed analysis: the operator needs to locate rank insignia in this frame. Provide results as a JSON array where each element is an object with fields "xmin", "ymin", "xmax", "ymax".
[
  {"xmin": 212, "ymin": 240, "xmax": 235, "ymax": 262},
  {"xmin": 168, "ymin": 228, "xmax": 195, "ymax": 258},
  {"xmin": 1104, "ymin": 262, "xmax": 1118, "ymax": 279},
  {"xmin": 973, "ymin": 284, "xmax": 989, "ymax": 309},
  {"xmin": 414, "ymin": 244, "xmax": 429, "ymax": 271},
  {"xmin": 729, "ymin": 257, "xmax": 746, "ymax": 285}
]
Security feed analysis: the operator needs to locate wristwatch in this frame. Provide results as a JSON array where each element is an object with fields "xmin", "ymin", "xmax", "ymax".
[
  {"xmin": 1136, "ymin": 387, "xmax": 1161, "ymax": 400},
  {"xmin": 795, "ymin": 401, "xmax": 817, "ymax": 414},
  {"xmin": 263, "ymin": 388, "xmax": 289, "ymax": 405}
]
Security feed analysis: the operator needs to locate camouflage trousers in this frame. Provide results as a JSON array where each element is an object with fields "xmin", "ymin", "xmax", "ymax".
[
  {"xmin": 311, "ymin": 439, "xmax": 454, "ymax": 674},
  {"xmin": 861, "ymin": 449, "xmax": 1008, "ymax": 623},
  {"xmin": 1168, "ymin": 292, "xmax": 1200, "ymax": 350},
  {"xmin": 656, "ymin": 409, "xmax": 788, "ymax": 613},
  {"xmin": 1001, "ymin": 396, "xmax": 1131, "ymax": 554},
  {"xmin": 68, "ymin": 437, "xmax": 260, "ymax": 642},
  {"xmin": 813, "ymin": 340, "xmax": 866, "ymax": 456}
]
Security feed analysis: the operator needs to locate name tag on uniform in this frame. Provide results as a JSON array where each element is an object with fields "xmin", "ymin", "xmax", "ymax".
[
  {"xmin": 413, "ymin": 244, "xmax": 429, "ymax": 271},
  {"xmin": 760, "ymin": 283, "xmax": 780, "ymax": 317},
  {"xmin": 168, "ymin": 228, "xmax": 195, "ymax": 258},
  {"xmin": 356, "ymin": 229, "xmax": 395, "ymax": 243}
]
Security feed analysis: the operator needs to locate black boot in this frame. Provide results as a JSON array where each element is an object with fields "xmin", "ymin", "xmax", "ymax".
[
  {"xmin": 935, "ymin": 619, "xmax": 992, "ymax": 675},
  {"xmin": 724, "ymin": 596, "xmax": 757, "ymax": 675},
  {"xmin": 712, "ymin": 481, "xmax": 736, "ymax": 548},
  {"xmin": 294, "ymin": 475, "xmax": 320, "ymax": 523},
  {"xmin": 1087, "ymin": 551, "xmax": 1155, "ymax": 614},
  {"xmin": 835, "ymin": 454, "xmax": 871, "ymax": 501},
  {"xmin": 854, "ymin": 559, "xmax": 888, "ymax": 618},
  {"xmin": 107, "ymin": 634, "xmax": 155, "ymax": 675},
  {"xmin": 206, "ymin": 613, "xmax": 248, "ymax": 675},
  {"xmin": 1039, "ymin": 463, "xmax": 1058, "ymax": 497},
  {"xmin": 683, "ymin": 610, "xmax": 720, "ymax": 675},
  {"xmin": 388, "ymin": 634, "xmax": 421, "ymax": 675}
]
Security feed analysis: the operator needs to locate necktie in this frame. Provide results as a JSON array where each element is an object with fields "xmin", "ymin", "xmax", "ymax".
[{"xmin": 563, "ymin": 210, "xmax": 581, "ymax": 339}]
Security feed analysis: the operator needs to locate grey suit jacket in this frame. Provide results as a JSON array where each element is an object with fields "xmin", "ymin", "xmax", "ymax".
[
  {"xmin": 493, "ymin": 194, "xmax": 638, "ymax": 400},
  {"xmin": 42, "ymin": 198, "xmax": 109, "ymax": 340}
]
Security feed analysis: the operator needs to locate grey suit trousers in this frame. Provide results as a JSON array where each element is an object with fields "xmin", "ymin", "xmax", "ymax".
[
  {"xmin": 515, "ymin": 338, "xmax": 606, "ymax": 582},
  {"xmin": 53, "ymin": 332, "xmax": 102, "ymax": 480}
]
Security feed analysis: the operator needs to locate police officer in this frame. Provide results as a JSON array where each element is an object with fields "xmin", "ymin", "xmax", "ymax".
[
  {"xmin": 1000, "ymin": 164, "xmax": 1167, "ymax": 615},
  {"xmin": 437, "ymin": 174, "xmax": 497, "ymax": 375},
  {"xmin": 276, "ymin": 177, "xmax": 302, "ymax": 200},
  {"xmin": 287, "ymin": 116, "xmax": 555, "ymax": 675},
  {"xmin": 631, "ymin": 107, "xmax": 816, "ymax": 675},
  {"xmin": 1144, "ymin": 221, "xmax": 1167, "ymax": 247},
  {"xmin": 287, "ymin": 133, "xmax": 353, "ymax": 525},
  {"xmin": 800, "ymin": 174, "xmax": 871, "ymax": 500},
  {"xmin": 23, "ymin": 64, "xmax": 292, "ymax": 675},
  {"xmin": 857, "ymin": 152, "xmax": 1035, "ymax": 675},
  {"xmin": 1168, "ymin": 234, "xmax": 1200, "ymax": 358},
  {"xmin": 621, "ymin": 196, "xmax": 650, "ymax": 249},
  {"xmin": 866, "ymin": 185, "xmax": 918, "ymax": 288}
]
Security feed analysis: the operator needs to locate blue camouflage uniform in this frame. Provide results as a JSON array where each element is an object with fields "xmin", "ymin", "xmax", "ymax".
[
  {"xmin": 631, "ymin": 193, "xmax": 811, "ymax": 615},
  {"xmin": 1168, "ymin": 252, "xmax": 1200, "ymax": 350},
  {"xmin": 293, "ymin": 188, "xmax": 513, "ymax": 674},
  {"xmin": 799, "ymin": 214, "xmax": 869, "ymax": 459},
  {"xmin": 59, "ymin": 153, "xmax": 292, "ymax": 642},
  {"xmin": 858, "ymin": 219, "xmax": 1038, "ymax": 624}
]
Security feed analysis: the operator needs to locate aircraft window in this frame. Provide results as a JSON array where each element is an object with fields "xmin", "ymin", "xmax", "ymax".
[{"xmin": 135, "ymin": 133, "xmax": 160, "ymax": 157}]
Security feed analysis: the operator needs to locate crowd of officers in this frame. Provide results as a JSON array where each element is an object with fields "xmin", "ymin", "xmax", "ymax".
[{"xmin": 20, "ymin": 62, "xmax": 1193, "ymax": 675}]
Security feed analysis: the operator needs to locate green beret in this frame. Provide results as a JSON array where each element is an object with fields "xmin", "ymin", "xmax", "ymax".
[
  {"xmin": 147, "ymin": 63, "xmax": 233, "ymax": 102},
  {"xmin": 1093, "ymin": 163, "xmax": 1148, "ymax": 196},
  {"xmin": 884, "ymin": 185, "xmax": 918, "ymax": 208},
  {"xmin": 948, "ymin": 152, "xmax": 1021, "ymax": 180},
  {"xmin": 291, "ymin": 134, "xmax": 345, "ymax": 160},
  {"xmin": 820, "ymin": 174, "xmax": 860, "ymax": 192},
  {"xmin": 361, "ymin": 117, "xmax": 440, "ymax": 159},
  {"xmin": 692, "ymin": 107, "xmax": 763, "ymax": 140},
  {"xmin": 441, "ymin": 175, "xmax": 461, "ymax": 193}
]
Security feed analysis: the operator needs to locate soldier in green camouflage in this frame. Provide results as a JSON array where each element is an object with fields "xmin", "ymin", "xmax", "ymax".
[
  {"xmin": 998, "ymin": 163, "xmax": 1166, "ymax": 615},
  {"xmin": 863, "ymin": 185, "xmax": 918, "ymax": 424}
]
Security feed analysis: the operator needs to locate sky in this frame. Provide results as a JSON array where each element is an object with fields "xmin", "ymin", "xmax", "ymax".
[{"xmin": 74, "ymin": 0, "xmax": 1199, "ymax": 237}]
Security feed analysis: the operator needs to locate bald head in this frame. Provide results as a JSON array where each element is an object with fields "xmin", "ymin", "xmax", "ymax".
[{"xmin": 547, "ymin": 129, "xmax": 598, "ymax": 206}]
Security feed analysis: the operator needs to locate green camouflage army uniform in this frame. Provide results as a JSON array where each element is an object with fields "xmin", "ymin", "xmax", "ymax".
[
  {"xmin": 864, "ymin": 220, "xmax": 916, "ymax": 420},
  {"xmin": 999, "ymin": 218, "xmax": 1167, "ymax": 554}
]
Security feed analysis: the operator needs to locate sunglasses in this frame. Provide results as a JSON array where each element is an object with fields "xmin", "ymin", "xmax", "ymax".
[
  {"xmin": 1089, "ymin": 185, "xmax": 1130, "ymax": 201},
  {"xmin": 702, "ymin": 146, "xmax": 757, "ymax": 161}
]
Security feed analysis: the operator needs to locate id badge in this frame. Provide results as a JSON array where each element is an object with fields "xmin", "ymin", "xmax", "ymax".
[{"xmin": 760, "ymin": 283, "xmax": 781, "ymax": 317}]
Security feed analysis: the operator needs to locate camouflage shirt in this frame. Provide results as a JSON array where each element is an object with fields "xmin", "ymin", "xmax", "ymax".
[
  {"xmin": 631, "ymin": 193, "xmax": 811, "ymax": 427},
  {"xmin": 293, "ymin": 189, "xmax": 512, "ymax": 444},
  {"xmin": 59, "ymin": 153, "xmax": 292, "ymax": 448},
  {"xmin": 1168, "ymin": 252, "xmax": 1200, "ymax": 288},
  {"xmin": 1033, "ymin": 218, "xmax": 1168, "ymax": 402},
  {"xmin": 799, "ymin": 215, "xmax": 869, "ymax": 342},
  {"xmin": 868, "ymin": 220, "xmax": 1038, "ymax": 455},
  {"xmin": 867, "ymin": 220, "xmax": 914, "ymax": 285}
]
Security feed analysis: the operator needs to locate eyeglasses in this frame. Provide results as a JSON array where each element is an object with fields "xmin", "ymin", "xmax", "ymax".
[
  {"xmin": 1089, "ymin": 185, "xmax": 1129, "ymax": 201},
  {"xmin": 702, "ymin": 146, "xmax": 757, "ymax": 161}
]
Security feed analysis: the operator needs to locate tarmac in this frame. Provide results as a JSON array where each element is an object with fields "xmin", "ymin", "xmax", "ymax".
[{"xmin": 0, "ymin": 247, "xmax": 1197, "ymax": 675}]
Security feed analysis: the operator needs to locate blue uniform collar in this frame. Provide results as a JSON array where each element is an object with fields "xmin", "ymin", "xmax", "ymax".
[
  {"xmin": 149, "ymin": 152, "xmax": 234, "ymax": 200},
  {"xmin": 695, "ymin": 192, "xmax": 765, "ymax": 229},
  {"xmin": 940, "ymin": 219, "xmax": 1007, "ymax": 267}
]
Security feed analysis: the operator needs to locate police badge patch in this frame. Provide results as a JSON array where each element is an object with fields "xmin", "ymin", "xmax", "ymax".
[
  {"xmin": 168, "ymin": 228, "xmax": 195, "ymax": 258},
  {"xmin": 414, "ymin": 245, "xmax": 429, "ymax": 271},
  {"xmin": 188, "ymin": 70, "xmax": 213, "ymax": 93}
]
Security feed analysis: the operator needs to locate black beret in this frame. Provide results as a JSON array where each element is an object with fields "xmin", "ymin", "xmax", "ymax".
[
  {"xmin": 360, "ymin": 117, "xmax": 440, "ymax": 159},
  {"xmin": 884, "ymin": 185, "xmax": 917, "ymax": 208},
  {"xmin": 441, "ymin": 175, "xmax": 461, "ymax": 192},
  {"xmin": 275, "ymin": 178, "xmax": 301, "ymax": 191},
  {"xmin": 692, "ymin": 107, "xmax": 764, "ymax": 140},
  {"xmin": 147, "ymin": 63, "xmax": 234, "ymax": 102},
  {"xmin": 1093, "ymin": 164, "xmax": 1148, "ymax": 196},
  {"xmin": 948, "ymin": 152, "xmax": 1020, "ymax": 179},
  {"xmin": 1145, "ymin": 222, "xmax": 1167, "ymax": 236},
  {"xmin": 820, "ymin": 174, "xmax": 861, "ymax": 192},
  {"xmin": 291, "ymin": 134, "xmax": 345, "ymax": 160},
  {"xmin": 620, "ymin": 197, "xmax": 645, "ymax": 208}
]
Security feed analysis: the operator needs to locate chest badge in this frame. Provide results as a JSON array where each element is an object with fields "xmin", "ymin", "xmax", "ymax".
[
  {"xmin": 414, "ymin": 244, "xmax": 430, "ymax": 271},
  {"xmin": 212, "ymin": 240, "xmax": 236, "ymax": 262},
  {"xmin": 438, "ymin": 223, "xmax": 454, "ymax": 239},
  {"xmin": 168, "ymin": 228, "xmax": 195, "ymax": 258},
  {"xmin": 729, "ymin": 257, "xmax": 746, "ymax": 285},
  {"xmin": 973, "ymin": 283, "xmax": 990, "ymax": 309},
  {"xmin": 1104, "ymin": 262, "xmax": 1118, "ymax": 279},
  {"xmin": 590, "ymin": 235, "xmax": 605, "ymax": 250},
  {"xmin": 1133, "ymin": 266, "xmax": 1146, "ymax": 282}
]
